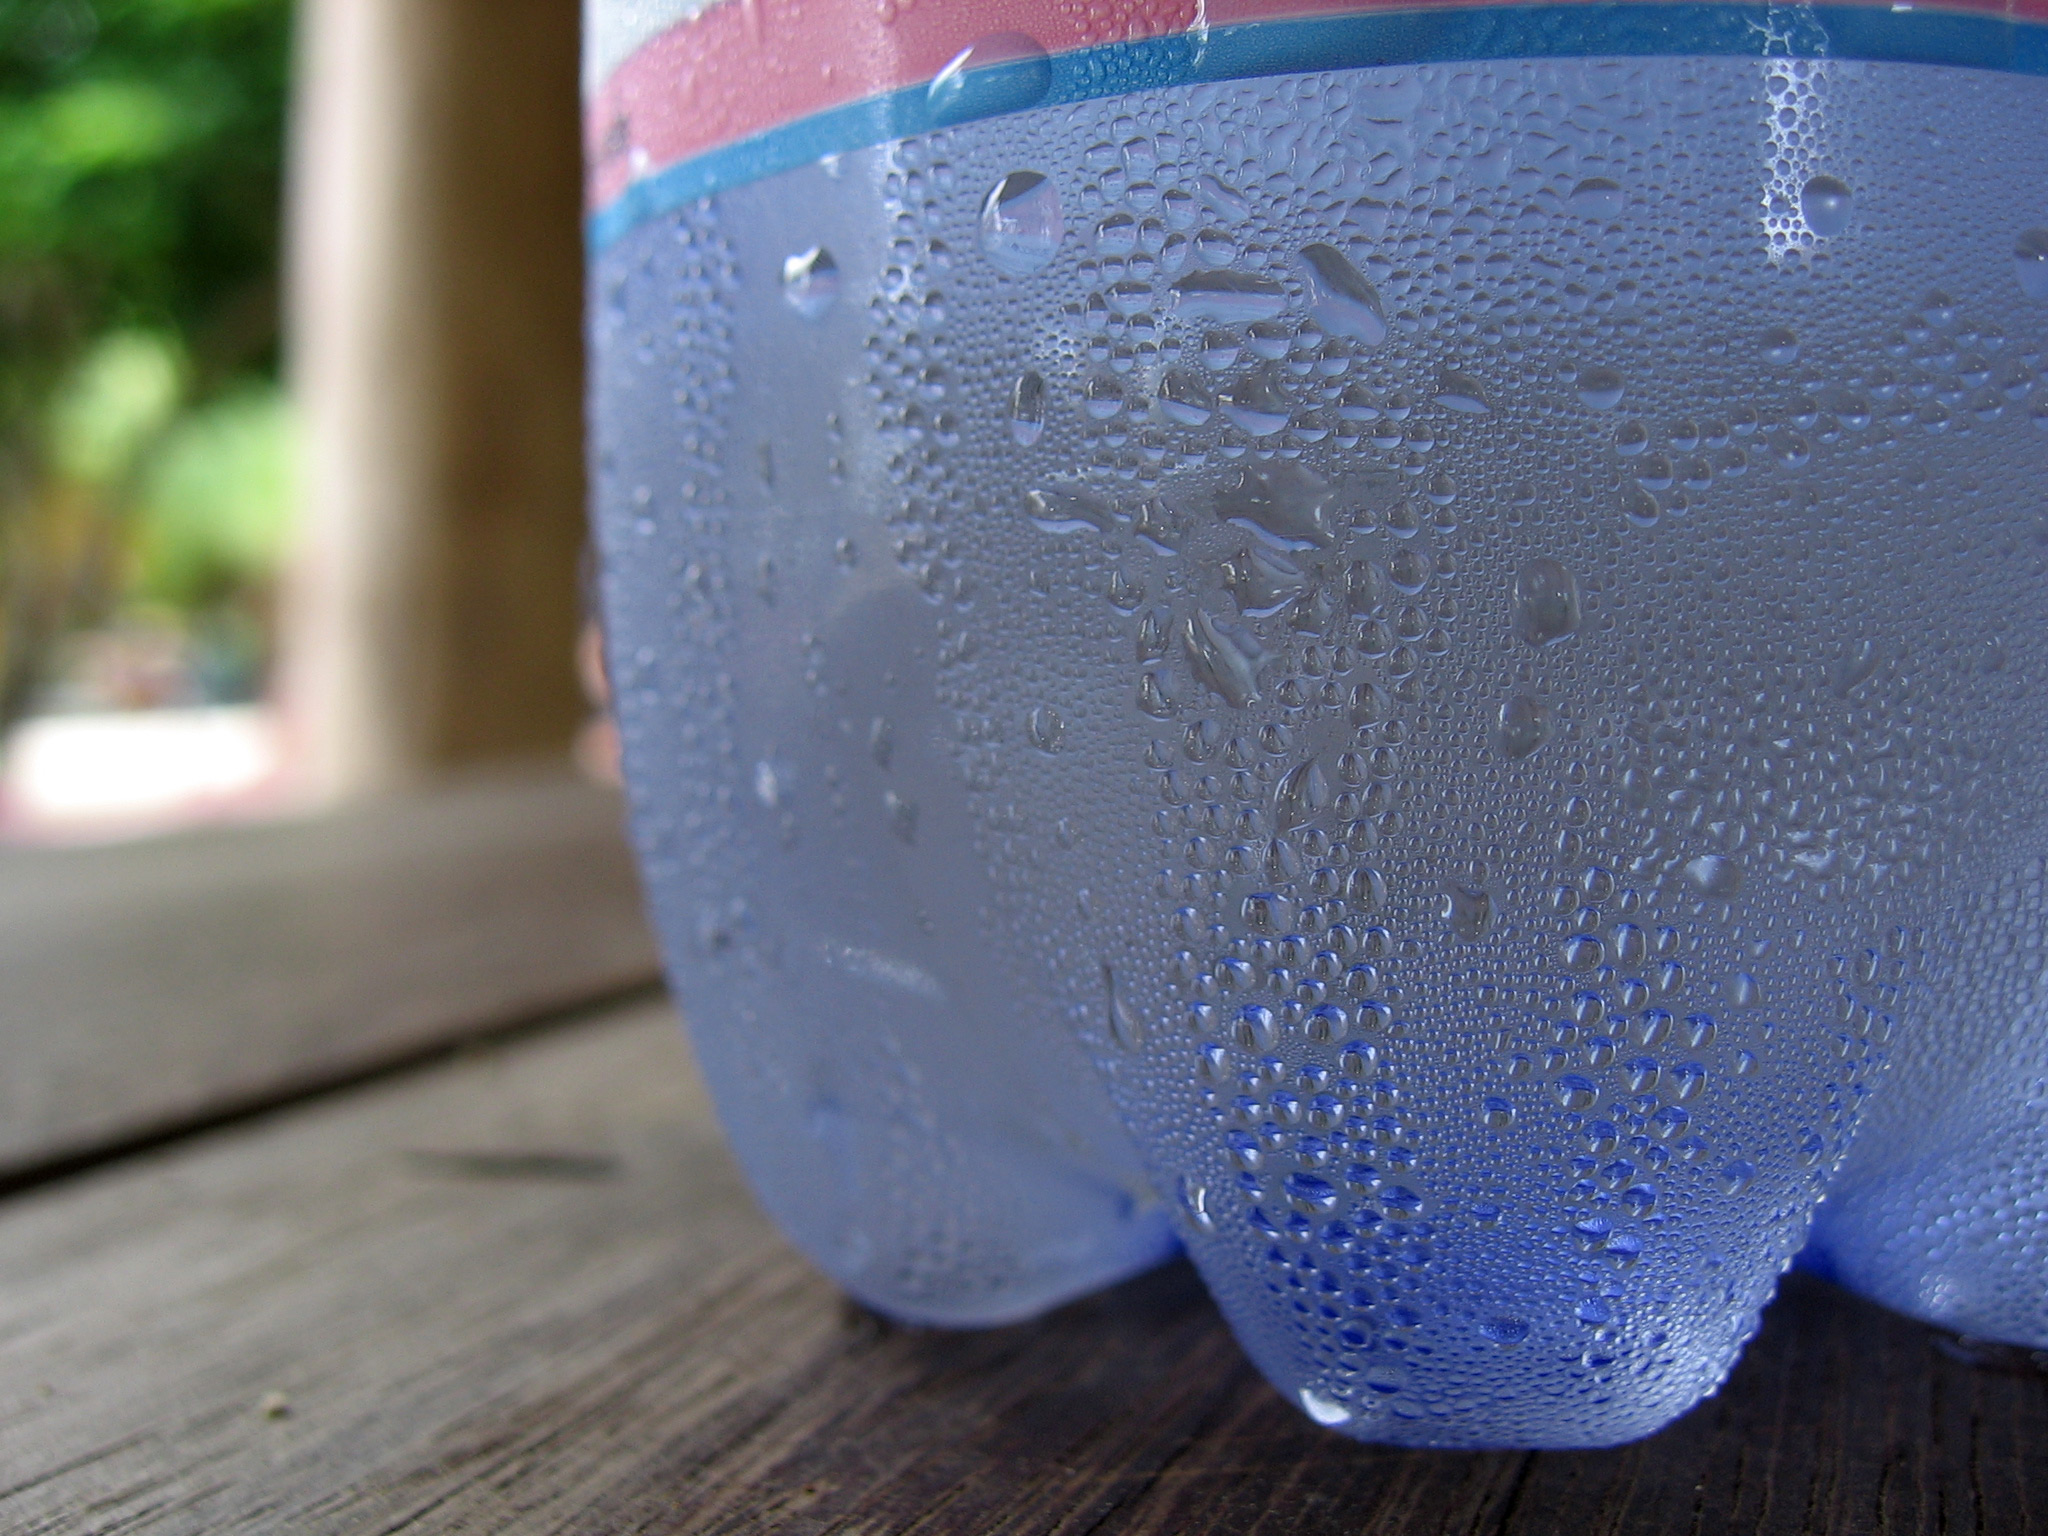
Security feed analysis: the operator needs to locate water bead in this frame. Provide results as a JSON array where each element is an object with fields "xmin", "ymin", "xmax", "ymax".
[{"xmin": 979, "ymin": 170, "xmax": 1064, "ymax": 275}]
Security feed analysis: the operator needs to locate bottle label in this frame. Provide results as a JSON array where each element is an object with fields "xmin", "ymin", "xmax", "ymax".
[{"xmin": 587, "ymin": 0, "xmax": 2048, "ymax": 247}]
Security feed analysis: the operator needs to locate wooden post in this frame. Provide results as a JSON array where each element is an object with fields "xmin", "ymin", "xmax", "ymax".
[{"xmin": 281, "ymin": 0, "xmax": 588, "ymax": 801}]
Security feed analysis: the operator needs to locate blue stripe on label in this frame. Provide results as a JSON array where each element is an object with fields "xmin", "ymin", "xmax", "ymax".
[{"xmin": 588, "ymin": 2, "xmax": 2048, "ymax": 251}]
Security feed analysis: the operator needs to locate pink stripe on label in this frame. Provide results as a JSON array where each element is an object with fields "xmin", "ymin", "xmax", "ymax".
[
  {"xmin": 590, "ymin": 0, "xmax": 1191, "ymax": 210},
  {"xmin": 585, "ymin": 0, "xmax": 2048, "ymax": 213}
]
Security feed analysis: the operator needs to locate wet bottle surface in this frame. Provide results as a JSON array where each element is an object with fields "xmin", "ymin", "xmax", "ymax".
[{"xmin": 590, "ymin": 38, "xmax": 2048, "ymax": 1445}]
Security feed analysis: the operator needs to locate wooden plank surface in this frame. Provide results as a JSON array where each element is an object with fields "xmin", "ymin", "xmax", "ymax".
[
  {"xmin": 1, "ymin": 994, "xmax": 2042, "ymax": 1535},
  {"xmin": 0, "ymin": 769, "xmax": 657, "ymax": 1181}
]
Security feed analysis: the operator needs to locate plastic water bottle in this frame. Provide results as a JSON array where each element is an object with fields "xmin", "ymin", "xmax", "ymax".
[{"xmin": 584, "ymin": 0, "xmax": 2048, "ymax": 1446}]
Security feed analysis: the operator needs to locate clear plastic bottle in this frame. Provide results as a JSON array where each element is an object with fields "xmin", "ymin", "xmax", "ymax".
[{"xmin": 585, "ymin": 0, "xmax": 2048, "ymax": 1445}]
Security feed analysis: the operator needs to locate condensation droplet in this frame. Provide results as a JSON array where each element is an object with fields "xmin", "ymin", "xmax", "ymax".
[
  {"xmin": 1024, "ymin": 484, "xmax": 1117, "ymax": 534},
  {"xmin": 1511, "ymin": 557, "xmax": 1581, "ymax": 646},
  {"xmin": 1800, "ymin": 174, "xmax": 1853, "ymax": 237},
  {"xmin": 780, "ymin": 246, "xmax": 840, "ymax": 319},
  {"xmin": 1158, "ymin": 367, "xmax": 1215, "ymax": 426},
  {"xmin": 1273, "ymin": 756, "xmax": 1330, "ymax": 834},
  {"xmin": 1170, "ymin": 268, "xmax": 1287, "ymax": 323},
  {"xmin": 2016, "ymin": 228, "xmax": 2048, "ymax": 301},
  {"xmin": 927, "ymin": 33, "xmax": 1053, "ymax": 127},
  {"xmin": 1298, "ymin": 1387, "xmax": 1354, "ymax": 1426},
  {"xmin": 1222, "ymin": 546, "xmax": 1305, "ymax": 617},
  {"xmin": 1183, "ymin": 608, "xmax": 1266, "ymax": 707},
  {"xmin": 979, "ymin": 170, "xmax": 1063, "ymax": 276},
  {"xmin": 1495, "ymin": 693, "xmax": 1553, "ymax": 759},
  {"xmin": 1215, "ymin": 460, "xmax": 1334, "ymax": 549},
  {"xmin": 882, "ymin": 789, "xmax": 918, "ymax": 843},
  {"xmin": 1569, "ymin": 177, "xmax": 1624, "ymax": 219},
  {"xmin": 1555, "ymin": 1073, "xmax": 1599, "ymax": 1110},
  {"xmin": 1296, "ymin": 243, "xmax": 1387, "ymax": 345},
  {"xmin": 1576, "ymin": 366, "xmax": 1625, "ymax": 411},
  {"xmin": 1104, "ymin": 961, "xmax": 1144, "ymax": 1049},
  {"xmin": 1443, "ymin": 882, "xmax": 1497, "ymax": 941},
  {"xmin": 1683, "ymin": 854, "xmax": 1744, "ymax": 898},
  {"xmin": 1082, "ymin": 373, "xmax": 1126, "ymax": 420},
  {"xmin": 1219, "ymin": 369, "xmax": 1292, "ymax": 435},
  {"xmin": 1027, "ymin": 704, "xmax": 1065, "ymax": 753},
  {"xmin": 1010, "ymin": 370, "xmax": 1047, "ymax": 444},
  {"xmin": 1436, "ymin": 369, "xmax": 1491, "ymax": 413}
]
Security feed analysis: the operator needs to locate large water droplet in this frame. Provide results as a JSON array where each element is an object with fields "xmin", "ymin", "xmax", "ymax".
[
  {"xmin": 1576, "ymin": 366, "xmax": 1625, "ymax": 411},
  {"xmin": 979, "ymin": 171, "xmax": 1063, "ymax": 276},
  {"xmin": 781, "ymin": 246, "xmax": 840, "ymax": 320},
  {"xmin": 1178, "ymin": 1174, "xmax": 1215, "ymax": 1232},
  {"xmin": 1082, "ymin": 373, "xmax": 1126, "ymax": 420},
  {"xmin": 1104, "ymin": 962, "xmax": 1144, "ymax": 1049},
  {"xmin": 1273, "ymin": 756, "xmax": 1330, "ymax": 834},
  {"xmin": 1298, "ymin": 1387, "xmax": 1353, "ymax": 1426},
  {"xmin": 1219, "ymin": 369, "xmax": 1291, "ymax": 435},
  {"xmin": 1443, "ymin": 882, "xmax": 1497, "ymax": 941},
  {"xmin": 1010, "ymin": 371, "xmax": 1046, "ymax": 445},
  {"xmin": 2016, "ymin": 228, "xmax": 2048, "ymax": 301},
  {"xmin": 1157, "ymin": 367, "xmax": 1214, "ymax": 426},
  {"xmin": 1245, "ymin": 320, "xmax": 1290, "ymax": 360},
  {"xmin": 1183, "ymin": 608, "xmax": 1266, "ymax": 707},
  {"xmin": 1683, "ymin": 854, "xmax": 1743, "ymax": 898},
  {"xmin": 1800, "ymin": 174, "xmax": 1853, "ymax": 237},
  {"xmin": 1233, "ymin": 1002, "xmax": 1276, "ymax": 1051},
  {"xmin": 927, "ymin": 33, "xmax": 1052, "ymax": 127},
  {"xmin": 1193, "ymin": 226, "xmax": 1238, "ymax": 266},
  {"xmin": 1622, "ymin": 483, "xmax": 1661, "ymax": 528},
  {"xmin": 1222, "ymin": 546, "xmax": 1307, "ymax": 617},
  {"xmin": 1197, "ymin": 173, "xmax": 1250, "ymax": 220},
  {"xmin": 1170, "ymin": 268, "xmax": 1287, "ymax": 324},
  {"xmin": 1242, "ymin": 891, "xmax": 1293, "ymax": 934},
  {"xmin": 1134, "ymin": 500, "xmax": 1182, "ymax": 556},
  {"xmin": 1199, "ymin": 330, "xmax": 1241, "ymax": 369},
  {"xmin": 1026, "ymin": 705, "xmax": 1064, "ymax": 753},
  {"xmin": 1495, "ymin": 693, "xmax": 1553, "ymax": 759},
  {"xmin": 1511, "ymin": 557, "xmax": 1581, "ymax": 646},
  {"xmin": 1761, "ymin": 326, "xmax": 1800, "ymax": 364},
  {"xmin": 1832, "ymin": 637, "xmax": 1882, "ymax": 696},
  {"xmin": 1215, "ymin": 460, "xmax": 1334, "ymax": 549},
  {"xmin": 882, "ymin": 789, "xmax": 918, "ymax": 843},
  {"xmin": 1562, "ymin": 935, "xmax": 1604, "ymax": 972},
  {"xmin": 1024, "ymin": 484, "xmax": 1116, "ymax": 535},
  {"xmin": 1568, "ymin": 176, "xmax": 1624, "ymax": 219},
  {"xmin": 1137, "ymin": 670, "xmax": 1175, "ymax": 718},
  {"xmin": 1436, "ymin": 369, "xmax": 1491, "ymax": 413},
  {"xmin": 1555, "ymin": 1073, "xmax": 1599, "ymax": 1110},
  {"xmin": 1295, "ymin": 243, "xmax": 1387, "ymax": 345}
]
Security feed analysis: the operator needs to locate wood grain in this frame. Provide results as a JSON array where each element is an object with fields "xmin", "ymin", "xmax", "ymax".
[
  {"xmin": 0, "ymin": 770, "xmax": 657, "ymax": 1181},
  {"xmin": 0, "ymin": 994, "xmax": 2040, "ymax": 1535}
]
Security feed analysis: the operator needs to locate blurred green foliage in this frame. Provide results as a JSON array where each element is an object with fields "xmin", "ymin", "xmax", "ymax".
[{"xmin": 0, "ymin": 0, "xmax": 293, "ymax": 723}]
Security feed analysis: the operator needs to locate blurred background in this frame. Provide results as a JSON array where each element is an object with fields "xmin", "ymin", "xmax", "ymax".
[{"xmin": 0, "ymin": 0, "xmax": 598, "ymax": 843}]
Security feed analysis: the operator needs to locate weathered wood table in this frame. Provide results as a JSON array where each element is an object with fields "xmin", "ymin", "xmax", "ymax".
[{"xmin": 2, "ymin": 772, "xmax": 2042, "ymax": 1534}]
